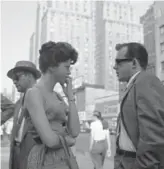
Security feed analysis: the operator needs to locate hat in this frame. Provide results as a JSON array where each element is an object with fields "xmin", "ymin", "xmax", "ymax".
[{"xmin": 7, "ymin": 61, "xmax": 41, "ymax": 79}]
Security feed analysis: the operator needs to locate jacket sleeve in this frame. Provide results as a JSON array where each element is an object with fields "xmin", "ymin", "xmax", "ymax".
[
  {"xmin": 133, "ymin": 77, "xmax": 164, "ymax": 169},
  {"xmin": 1, "ymin": 94, "xmax": 15, "ymax": 125}
]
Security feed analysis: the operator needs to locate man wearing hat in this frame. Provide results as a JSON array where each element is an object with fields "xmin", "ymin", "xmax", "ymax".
[{"xmin": 1, "ymin": 60, "xmax": 41, "ymax": 169}]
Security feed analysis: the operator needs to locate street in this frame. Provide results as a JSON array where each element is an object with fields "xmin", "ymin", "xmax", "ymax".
[{"xmin": 1, "ymin": 133, "xmax": 115, "ymax": 169}]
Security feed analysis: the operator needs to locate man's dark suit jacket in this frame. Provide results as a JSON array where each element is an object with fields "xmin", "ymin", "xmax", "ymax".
[
  {"xmin": 1, "ymin": 94, "xmax": 23, "ymax": 169},
  {"xmin": 120, "ymin": 71, "xmax": 164, "ymax": 169},
  {"xmin": 1, "ymin": 94, "xmax": 15, "ymax": 124}
]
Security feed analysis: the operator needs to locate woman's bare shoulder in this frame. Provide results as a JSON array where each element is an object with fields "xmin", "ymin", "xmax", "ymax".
[{"xmin": 25, "ymin": 86, "xmax": 44, "ymax": 105}]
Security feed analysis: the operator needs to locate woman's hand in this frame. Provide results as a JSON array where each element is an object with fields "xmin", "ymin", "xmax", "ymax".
[
  {"xmin": 61, "ymin": 77, "xmax": 74, "ymax": 100},
  {"xmin": 65, "ymin": 135, "xmax": 76, "ymax": 147}
]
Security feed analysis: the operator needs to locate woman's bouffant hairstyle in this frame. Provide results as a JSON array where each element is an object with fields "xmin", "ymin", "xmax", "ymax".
[{"xmin": 39, "ymin": 41, "xmax": 78, "ymax": 73}]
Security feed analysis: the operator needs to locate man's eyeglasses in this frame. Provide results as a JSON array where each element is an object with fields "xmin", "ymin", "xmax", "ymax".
[{"xmin": 115, "ymin": 58, "xmax": 133, "ymax": 65}]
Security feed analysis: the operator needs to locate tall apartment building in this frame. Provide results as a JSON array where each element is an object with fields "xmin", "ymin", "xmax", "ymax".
[
  {"xmin": 29, "ymin": 32, "xmax": 36, "ymax": 64},
  {"xmin": 39, "ymin": 1, "xmax": 98, "ymax": 86},
  {"xmin": 140, "ymin": 1, "xmax": 164, "ymax": 80},
  {"xmin": 94, "ymin": 1, "xmax": 106, "ymax": 86},
  {"xmin": 140, "ymin": 4, "xmax": 157, "ymax": 75},
  {"xmin": 33, "ymin": 1, "xmax": 143, "ymax": 92},
  {"xmin": 154, "ymin": 2, "xmax": 164, "ymax": 83},
  {"xmin": 104, "ymin": 1, "xmax": 143, "ymax": 91},
  {"xmin": 34, "ymin": 1, "xmax": 48, "ymax": 68}
]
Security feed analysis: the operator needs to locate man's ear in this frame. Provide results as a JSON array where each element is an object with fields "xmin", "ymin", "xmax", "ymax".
[{"xmin": 132, "ymin": 59, "xmax": 137, "ymax": 69}]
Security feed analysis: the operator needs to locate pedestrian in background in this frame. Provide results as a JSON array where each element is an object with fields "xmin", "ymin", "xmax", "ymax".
[{"xmin": 90, "ymin": 110, "xmax": 111, "ymax": 169}]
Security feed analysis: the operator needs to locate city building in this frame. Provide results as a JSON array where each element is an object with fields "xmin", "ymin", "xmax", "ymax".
[
  {"xmin": 140, "ymin": 3, "xmax": 157, "ymax": 75},
  {"xmin": 32, "ymin": 1, "xmax": 144, "ymax": 115},
  {"xmin": 95, "ymin": 91, "xmax": 119, "ymax": 130},
  {"xmin": 29, "ymin": 32, "xmax": 36, "ymax": 64},
  {"xmin": 34, "ymin": 1, "xmax": 48, "ymax": 68},
  {"xmin": 2, "ymin": 88, "xmax": 12, "ymax": 101},
  {"xmin": 37, "ymin": 1, "xmax": 143, "ymax": 89},
  {"xmin": 154, "ymin": 2, "xmax": 164, "ymax": 84},
  {"xmin": 11, "ymin": 85, "xmax": 16, "ymax": 102},
  {"xmin": 140, "ymin": 1, "xmax": 164, "ymax": 81},
  {"xmin": 73, "ymin": 82, "xmax": 105, "ymax": 122},
  {"xmin": 104, "ymin": 1, "xmax": 143, "ymax": 92},
  {"xmin": 94, "ymin": 1, "xmax": 106, "ymax": 86},
  {"xmin": 39, "ymin": 1, "xmax": 98, "ymax": 86}
]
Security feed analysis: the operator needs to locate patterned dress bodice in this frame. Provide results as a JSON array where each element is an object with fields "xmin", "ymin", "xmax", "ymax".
[{"xmin": 25, "ymin": 86, "xmax": 69, "ymax": 138}]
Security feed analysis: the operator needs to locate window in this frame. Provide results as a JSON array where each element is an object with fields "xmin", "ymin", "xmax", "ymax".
[
  {"xmin": 160, "ymin": 25, "xmax": 164, "ymax": 35},
  {"xmin": 161, "ymin": 61, "xmax": 164, "ymax": 72},
  {"xmin": 83, "ymin": 1, "xmax": 87, "ymax": 12},
  {"xmin": 155, "ymin": 8, "xmax": 162, "ymax": 18},
  {"xmin": 75, "ymin": 2, "xmax": 78, "ymax": 11},
  {"xmin": 56, "ymin": 1, "xmax": 59, "ymax": 8},
  {"xmin": 69, "ymin": 1, "xmax": 73, "ymax": 10},
  {"xmin": 160, "ymin": 42, "xmax": 164, "ymax": 53}
]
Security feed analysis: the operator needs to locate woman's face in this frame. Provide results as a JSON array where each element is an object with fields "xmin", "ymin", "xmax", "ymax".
[{"xmin": 54, "ymin": 59, "xmax": 71, "ymax": 84}]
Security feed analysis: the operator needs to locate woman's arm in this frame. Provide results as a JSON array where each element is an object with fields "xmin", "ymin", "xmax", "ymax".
[
  {"xmin": 89, "ymin": 123, "xmax": 94, "ymax": 151},
  {"xmin": 25, "ymin": 88, "xmax": 60, "ymax": 148},
  {"xmin": 89, "ymin": 131, "xmax": 94, "ymax": 151},
  {"xmin": 67, "ymin": 99, "xmax": 80, "ymax": 138},
  {"xmin": 105, "ymin": 130, "xmax": 111, "ymax": 156},
  {"xmin": 61, "ymin": 78, "xmax": 80, "ymax": 138}
]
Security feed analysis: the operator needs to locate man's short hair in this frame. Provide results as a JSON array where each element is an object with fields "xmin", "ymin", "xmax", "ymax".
[{"xmin": 115, "ymin": 42, "xmax": 148, "ymax": 70}]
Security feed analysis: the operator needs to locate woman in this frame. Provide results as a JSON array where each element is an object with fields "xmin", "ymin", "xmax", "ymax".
[
  {"xmin": 90, "ymin": 111, "xmax": 111, "ymax": 169},
  {"xmin": 21, "ymin": 41, "xmax": 80, "ymax": 169}
]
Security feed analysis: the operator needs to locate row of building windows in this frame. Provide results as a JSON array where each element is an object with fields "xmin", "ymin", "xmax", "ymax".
[{"xmin": 51, "ymin": 1, "xmax": 91, "ymax": 14}]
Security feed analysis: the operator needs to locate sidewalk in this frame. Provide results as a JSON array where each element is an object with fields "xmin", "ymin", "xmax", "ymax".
[
  {"xmin": 74, "ymin": 133, "xmax": 115, "ymax": 169},
  {"xmin": 75, "ymin": 150, "xmax": 114, "ymax": 169}
]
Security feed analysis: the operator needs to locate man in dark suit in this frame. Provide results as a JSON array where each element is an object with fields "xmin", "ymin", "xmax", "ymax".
[
  {"xmin": 113, "ymin": 42, "xmax": 164, "ymax": 169},
  {"xmin": 1, "ymin": 94, "xmax": 15, "ymax": 125},
  {"xmin": 1, "ymin": 60, "xmax": 41, "ymax": 169}
]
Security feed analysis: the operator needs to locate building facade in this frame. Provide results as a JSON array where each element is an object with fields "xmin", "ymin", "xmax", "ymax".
[
  {"xmin": 140, "ymin": 1, "xmax": 164, "ymax": 81},
  {"xmin": 33, "ymin": 1, "xmax": 143, "ymax": 88},
  {"xmin": 104, "ymin": 1, "xmax": 143, "ymax": 91},
  {"xmin": 34, "ymin": 1, "xmax": 48, "ymax": 68},
  {"xmin": 95, "ymin": 92, "xmax": 119, "ymax": 130},
  {"xmin": 29, "ymin": 32, "xmax": 36, "ymax": 64},
  {"xmin": 154, "ymin": 2, "xmax": 164, "ymax": 83},
  {"xmin": 39, "ymin": 1, "xmax": 97, "ymax": 86},
  {"xmin": 140, "ymin": 4, "xmax": 157, "ymax": 75},
  {"xmin": 32, "ymin": 1, "xmax": 143, "ymax": 104},
  {"xmin": 74, "ymin": 83, "xmax": 105, "ymax": 122}
]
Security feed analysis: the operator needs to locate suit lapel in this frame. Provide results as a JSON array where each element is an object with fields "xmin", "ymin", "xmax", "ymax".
[
  {"xmin": 11, "ymin": 98, "xmax": 22, "ymax": 142},
  {"xmin": 120, "ymin": 72, "xmax": 140, "ymax": 109},
  {"xmin": 21, "ymin": 109, "xmax": 28, "ymax": 141}
]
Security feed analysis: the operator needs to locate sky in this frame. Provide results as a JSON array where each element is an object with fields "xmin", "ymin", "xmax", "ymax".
[
  {"xmin": 1, "ymin": 1, "xmax": 37, "ymax": 93},
  {"xmin": 1, "ymin": 0, "xmax": 153, "ymax": 94}
]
